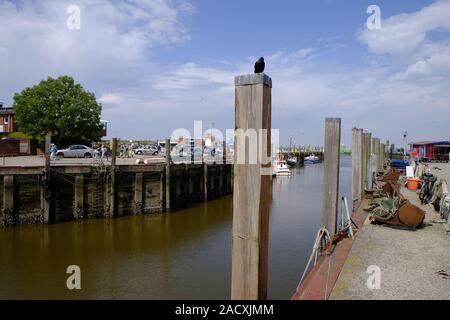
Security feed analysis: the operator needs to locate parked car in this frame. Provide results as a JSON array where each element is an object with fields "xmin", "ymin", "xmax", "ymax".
[
  {"xmin": 134, "ymin": 145, "xmax": 159, "ymax": 155},
  {"xmin": 56, "ymin": 145, "xmax": 94, "ymax": 158}
]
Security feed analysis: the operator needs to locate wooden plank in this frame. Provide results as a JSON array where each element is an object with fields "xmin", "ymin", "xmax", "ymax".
[
  {"xmin": 322, "ymin": 118, "xmax": 341, "ymax": 235},
  {"xmin": 351, "ymin": 128, "xmax": 363, "ymax": 204},
  {"xmin": 231, "ymin": 74, "xmax": 272, "ymax": 300}
]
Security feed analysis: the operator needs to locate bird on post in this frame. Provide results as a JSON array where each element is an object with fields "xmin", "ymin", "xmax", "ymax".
[{"xmin": 254, "ymin": 57, "xmax": 265, "ymax": 74}]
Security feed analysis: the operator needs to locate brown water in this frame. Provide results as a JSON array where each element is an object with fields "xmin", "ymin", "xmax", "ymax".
[{"xmin": 0, "ymin": 156, "xmax": 351, "ymax": 299}]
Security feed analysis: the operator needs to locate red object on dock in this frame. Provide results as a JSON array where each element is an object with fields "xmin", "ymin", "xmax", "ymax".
[
  {"xmin": 407, "ymin": 178, "xmax": 420, "ymax": 190},
  {"xmin": 291, "ymin": 202, "xmax": 368, "ymax": 300}
]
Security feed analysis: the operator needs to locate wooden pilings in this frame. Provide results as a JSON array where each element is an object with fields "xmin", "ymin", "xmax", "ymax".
[
  {"xmin": 379, "ymin": 143, "xmax": 385, "ymax": 172},
  {"xmin": 231, "ymin": 73, "xmax": 272, "ymax": 300},
  {"xmin": 108, "ymin": 138, "xmax": 118, "ymax": 218},
  {"xmin": 165, "ymin": 138, "xmax": 171, "ymax": 211},
  {"xmin": 203, "ymin": 162, "xmax": 208, "ymax": 201},
  {"xmin": 134, "ymin": 172, "xmax": 143, "ymax": 215},
  {"xmin": 362, "ymin": 132, "xmax": 372, "ymax": 192},
  {"xmin": 322, "ymin": 118, "xmax": 341, "ymax": 235},
  {"xmin": 2, "ymin": 175, "xmax": 14, "ymax": 227},
  {"xmin": 351, "ymin": 127, "xmax": 394, "ymax": 201},
  {"xmin": 351, "ymin": 128, "xmax": 363, "ymax": 204},
  {"xmin": 74, "ymin": 175, "xmax": 84, "ymax": 219},
  {"xmin": 43, "ymin": 135, "xmax": 51, "ymax": 223},
  {"xmin": 223, "ymin": 140, "xmax": 227, "ymax": 164}
]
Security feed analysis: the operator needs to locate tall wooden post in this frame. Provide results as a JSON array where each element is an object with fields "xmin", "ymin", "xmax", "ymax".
[
  {"xmin": 134, "ymin": 172, "xmax": 143, "ymax": 215},
  {"xmin": 231, "ymin": 73, "xmax": 272, "ymax": 300},
  {"xmin": 165, "ymin": 138, "xmax": 171, "ymax": 211},
  {"xmin": 109, "ymin": 138, "xmax": 117, "ymax": 218},
  {"xmin": 190, "ymin": 138, "xmax": 195, "ymax": 164},
  {"xmin": 203, "ymin": 163, "xmax": 208, "ymax": 201},
  {"xmin": 351, "ymin": 128, "xmax": 363, "ymax": 205},
  {"xmin": 373, "ymin": 138, "xmax": 380, "ymax": 173},
  {"xmin": 74, "ymin": 175, "xmax": 84, "ymax": 219},
  {"xmin": 2, "ymin": 176, "xmax": 14, "ymax": 227},
  {"xmin": 322, "ymin": 118, "xmax": 341, "ymax": 235},
  {"xmin": 43, "ymin": 135, "xmax": 51, "ymax": 224},
  {"xmin": 362, "ymin": 132, "xmax": 372, "ymax": 192},
  {"xmin": 223, "ymin": 140, "xmax": 227, "ymax": 164},
  {"xmin": 380, "ymin": 143, "xmax": 385, "ymax": 172}
]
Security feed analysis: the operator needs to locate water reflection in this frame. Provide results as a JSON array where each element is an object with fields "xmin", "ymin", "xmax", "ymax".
[{"xmin": 0, "ymin": 156, "xmax": 351, "ymax": 299}]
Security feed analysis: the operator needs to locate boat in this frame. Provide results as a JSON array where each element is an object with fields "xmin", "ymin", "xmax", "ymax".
[
  {"xmin": 273, "ymin": 160, "xmax": 292, "ymax": 176},
  {"xmin": 286, "ymin": 157, "xmax": 298, "ymax": 167},
  {"xmin": 340, "ymin": 145, "xmax": 352, "ymax": 155},
  {"xmin": 304, "ymin": 154, "xmax": 320, "ymax": 164}
]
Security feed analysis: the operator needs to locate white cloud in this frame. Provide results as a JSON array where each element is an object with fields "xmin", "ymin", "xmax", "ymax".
[
  {"xmin": 0, "ymin": 0, "xmax": 191, "ymax": 97},
  {"xmin": 1, "ymin": 0, "xmax": 449, "ymax": 146},
  {"xmin": 359, "ymin": 0, "xmax": 450, "ymax": 57},
  {"xmin": 98, "ymin": 93, "xmax": 124, "ymax": 105}
]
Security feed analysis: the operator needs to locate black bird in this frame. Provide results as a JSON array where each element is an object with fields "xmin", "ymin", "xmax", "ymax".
[{"xmin": 254, "ymin": 57, "xmax": 265, "ymax": 73}]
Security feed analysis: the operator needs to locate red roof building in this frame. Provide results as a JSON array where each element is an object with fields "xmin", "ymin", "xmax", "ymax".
[{"xmin": 410, "ymin": 141, "xmax": 450, "ymax": 161}]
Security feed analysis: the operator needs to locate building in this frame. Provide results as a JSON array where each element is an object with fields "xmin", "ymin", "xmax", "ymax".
[
  {"xmin": 0, "ymin": 102, "xmax": 18, "ymax": 134},
  {"xmin": 410, "ymin": 141, "xmax": 450, "ymax": 161}
]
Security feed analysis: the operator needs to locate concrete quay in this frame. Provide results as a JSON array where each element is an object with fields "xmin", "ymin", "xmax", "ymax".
[{"xmin": 330, "ymin": 163, "xmax": 450, "ymax": 300}]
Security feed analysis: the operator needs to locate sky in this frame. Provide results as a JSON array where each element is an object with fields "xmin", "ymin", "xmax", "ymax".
[{"xmin": 0, "ymin": 0, "xmax": 449, "ymax": 146}]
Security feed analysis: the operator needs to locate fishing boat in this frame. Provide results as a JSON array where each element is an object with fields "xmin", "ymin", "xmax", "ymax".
[
  {"xmin": 273, "ymin": 160, "xmax": 292, "ymax": 176},
  {"xmin": 286, "ymin": 156, "xmax": 298, "ymax": 167},
  {"xmin": 304, "ymin": 154, "xmax": 320, "ymax": 164}
]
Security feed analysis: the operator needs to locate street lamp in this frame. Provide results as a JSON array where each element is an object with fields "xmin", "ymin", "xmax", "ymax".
[{"xmin": 403, "ymin": 131, "xmax": 408, "ymax": 156}]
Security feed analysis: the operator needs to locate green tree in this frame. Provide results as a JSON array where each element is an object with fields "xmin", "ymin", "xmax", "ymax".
[{"xmin": 13, "ymin": 76, "xmax": 103, "ymax": 147}]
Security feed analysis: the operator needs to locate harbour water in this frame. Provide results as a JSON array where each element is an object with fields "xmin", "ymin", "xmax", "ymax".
[{"xmin": 0, "ymin": 156, "xmax": 351, "ymax": 299}]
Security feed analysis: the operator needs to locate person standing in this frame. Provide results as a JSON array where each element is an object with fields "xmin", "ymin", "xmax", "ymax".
[
  {"xmin": 50, "ymin": 143, "xmax": 57, "ymax": 161},
  {"xmin": 101, "ymin": 144, "xmax": 107, "ymax": 160}
]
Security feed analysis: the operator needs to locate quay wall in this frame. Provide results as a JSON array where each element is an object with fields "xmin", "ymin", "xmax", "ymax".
[{"xmin": 0, "ymin": 163, "xmax": 233, "ymax": 227}]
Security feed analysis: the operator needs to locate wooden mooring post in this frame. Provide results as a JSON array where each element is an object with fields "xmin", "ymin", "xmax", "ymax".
[
  {"xmin": 322, "ymin": 118, "xmax": 341, "ymax": 235},
  {"xmin": 108, "ymin": 138, "xmax": 117, "ymax": 218},
  {"xmin": 43, "ymin": 135, "xmax": 51, "ymax": 223},
  {"xmin": 2, "ymin": 175, "xmax": 14, "ymax": 227},
  {"xmin": 351, "ymin": 128, "xmax": 363, "ymax": 205},
  {"xmin": 165, "ymin": 138, "xmax": 171, "ymax": 211},
  {"xmin": 74, "ymin": 175, "xmax": 84, "ymax": 219},
  {"xmin": 362, "ymin": 132, "xmax": 372, "ymax": 192},
  {"xmin": 379, "ymin": 143, "xmax": 385, "ymax": 172},
  {"xmin": 231, "ymin": 73, "xmax": 272, "ymax": 300}
]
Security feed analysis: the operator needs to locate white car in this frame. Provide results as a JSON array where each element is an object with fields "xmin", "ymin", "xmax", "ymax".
[
  {"xmin": 134, "ymin": 146, "xmax": 160, "ymax": 155},
  {"xmin": 56, "ymin": 145, "xmax": 94, "ymax": 158}
]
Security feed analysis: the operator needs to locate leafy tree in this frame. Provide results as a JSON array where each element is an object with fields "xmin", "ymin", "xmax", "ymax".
[{"xmin": 13, "ymin": 76, "xmax": 103, "ymax": 147}]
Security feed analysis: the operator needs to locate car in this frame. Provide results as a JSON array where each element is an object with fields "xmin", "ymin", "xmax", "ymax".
[
  {"xmin": 56, "ymin": 145, "xmax": 94, "ymax": 158},
  {"xmin": 134, "ymin": 145, "xmax": 160, "ymax": 155}
]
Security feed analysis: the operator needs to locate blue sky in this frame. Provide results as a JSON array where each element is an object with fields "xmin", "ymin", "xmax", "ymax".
[{"xmin": 1, "ymin": 0, "xmax": 449, "ymax": 146}]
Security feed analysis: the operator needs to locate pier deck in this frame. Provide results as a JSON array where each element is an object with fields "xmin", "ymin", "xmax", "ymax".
[{"xmin": 330, "ymin": 163, "xmax": 450, "ymax": 300}]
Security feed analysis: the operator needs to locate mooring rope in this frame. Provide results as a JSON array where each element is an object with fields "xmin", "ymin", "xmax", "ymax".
[{"xmin": 299, "ymin": 227, "xmax": 331, "ymax": 285}]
